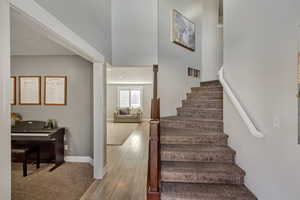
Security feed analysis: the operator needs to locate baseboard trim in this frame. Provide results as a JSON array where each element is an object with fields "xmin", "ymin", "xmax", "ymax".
[{"xmin": 64, "ymin": 156, "xmax": 93, "ymax": 166}]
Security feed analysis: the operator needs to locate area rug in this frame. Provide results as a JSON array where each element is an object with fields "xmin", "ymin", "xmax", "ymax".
[
  {"xmin": 12, "ymin": 162, "xmax": 94, "ymax": 200},
  {"xmin": 107, "ymin": 122, "xmax": 139, "ymax": 145}
]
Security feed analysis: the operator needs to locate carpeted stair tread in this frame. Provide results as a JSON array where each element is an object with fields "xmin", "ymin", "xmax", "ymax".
[
  {"xmin": 177, "ymin": 107, "xmax": 223, "ymax": 111},
  {"xmin": 160, "ymin": 128, "xmax": 228, "ymax": 145},
  {"xmin": 161, "ymin": 144, "xmax": 235, "ymax": 163},
  {"xmin": 161, "ymin": 144, "xmax": 234, "ymax": 154},
  {"xmin": 161, "ymin": 116, "xmax": 223, "ymax": 123},
  {"xmin": 160, "ymin": 116, "xmax": 223, "ymax": 132},
  {"xmin": 177, "ymin": 107, "xmax": 223, "ymax": 120},
  {"xmin": 161, "ymin": 183, "xmax": 257, "ymax": 200},
  {"xmin": 161, "ymin": 128, "xmax": 224, "ymax": 136},
  {"xmin": 161, "ymin": 161, "xmax": 245, "ymax": 184}
]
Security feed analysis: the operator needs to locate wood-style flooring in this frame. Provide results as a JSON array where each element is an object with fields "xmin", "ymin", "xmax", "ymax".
[{"xmin": 81, "ymin": 122, "xmax": 149, "ymax": 200}]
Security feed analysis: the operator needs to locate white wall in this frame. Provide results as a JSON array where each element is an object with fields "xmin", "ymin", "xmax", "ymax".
[
  {"xmin": 158, "ymin": 0, "xmax": 221, "ymax": 116},
  {"xmin": 111, "ymin": 0, "xmax": 158, "ymax": 66},
  {"xmin": 34, "ymin": 0, "xmax": 112, "ymax": 63},
  {"xmin": 201, "ymin": 0, "xmax": 223, "ymax": 81},
  {"xmin": 107, "ymin": 66, "xmax": 153, "ymax": 83},
  {"xmin": 11, "ymin": 55, "xmax": 93, "ymax": 157},
  {"xmin": 0, "ymin": 1, "xmax": 11, "ymax": 199},
  {"xmin": 223, "ymin": 0, "xmax": 300, "ymax": 199}
]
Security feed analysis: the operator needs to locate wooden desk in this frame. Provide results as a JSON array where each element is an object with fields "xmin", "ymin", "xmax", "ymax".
[{"xmin": 11, "ymin": 128, "xmax": 65, "ymax": 171}]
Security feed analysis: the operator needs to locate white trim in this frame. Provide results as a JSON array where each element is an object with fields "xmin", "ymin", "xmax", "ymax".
[
  {"xmin": 107, "ymin": 82, "xmax": 152, "ymax": 85},
  {"xmin": 65, "ymin": 156, "xmax": 93, "ymax": 166},
  {"xmin": 93, "ymin": 62, "xmax": 107, "ymax": 179},
  {"xmin": 218, "ymin": 67, "xmax": 264, "ymax": 138},
  {"xmin": 0, "ymin": 1, "xmax": 11, "ymax": 199},
  {"xmin": 8, "ymin": 1, "xmax": 107, "ymax": 180},
  {"xmin": 9, "ymin": 0, "xmax": 104, "ymax": 63}
]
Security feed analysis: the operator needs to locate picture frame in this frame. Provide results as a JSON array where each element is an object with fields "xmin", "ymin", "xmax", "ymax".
[
  {"xmin": 171, "ymin": 9, "xmax": 196, "ymax": 51},
  {"xmin": 10, "ymin": 76, "xmax": 16, "ymax": 105},
  {"xmin": 44, "ymin": 76, "xmax": 67, "ymax": 106},
  {"xmin": 19, "ymin": 76, "xmax": 41, "ymax": 105}
]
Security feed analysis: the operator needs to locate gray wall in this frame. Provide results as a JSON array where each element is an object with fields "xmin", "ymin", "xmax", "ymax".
[
  {"xmin": 34, "ymin": 0, "xmax": 112, "ymax": 63},
  {"xmin": 158, "ymin": 0, "xmax": 221, "ymax": 116},
  {"xmin": 0, "ymin": 1, "xmax": 11, "ymax": 199},
  {"xmin": 11, "ymin": 55, "xmax": 93, "ymax": 157},
  {"xmin": 112, "ymin": 0, "xmax": 158, "ymax": 66},
  {"xmin": 223, "ymin": 0, "xmax": 300, "ymax": 199},
  {"xmin": 107, "ymin": 84, "xmax": 153, "ymax": 120}
]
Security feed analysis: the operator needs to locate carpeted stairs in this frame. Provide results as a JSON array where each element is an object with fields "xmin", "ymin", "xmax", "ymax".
[{"xmin": 159, "ymin": 80, "xmax": 257, "ymax": 200}]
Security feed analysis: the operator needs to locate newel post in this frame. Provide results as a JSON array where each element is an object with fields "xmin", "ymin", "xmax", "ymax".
[{"xmin": 151, "ymin": 65, "xmax": 160, "ymax": 120}]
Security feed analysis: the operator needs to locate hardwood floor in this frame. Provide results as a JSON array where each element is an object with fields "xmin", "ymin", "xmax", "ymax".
[{"xmin": 81, "ymin": 122, "xmax": 149, "ymax": 200}]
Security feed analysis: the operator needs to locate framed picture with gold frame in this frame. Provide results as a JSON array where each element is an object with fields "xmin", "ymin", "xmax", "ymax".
[
  {"xmin": 44, "ymin": 76, "xmax": 67, "ymax": 106},
  {"xmin": 10, "ymin": 76, "xmax": 16, "ymax": 105},
  {"xmin": 171, "ymin": 9, "xmax": 196, "ymax": 51},
  {"xmin": 19, "ymin": 76, "xmax": 41, "ymax": 105}
]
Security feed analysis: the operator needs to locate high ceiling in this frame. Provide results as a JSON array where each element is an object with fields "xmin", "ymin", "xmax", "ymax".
[{"xmin": 10, "ymin": 9, "xmax": 74, "ymax": 56}]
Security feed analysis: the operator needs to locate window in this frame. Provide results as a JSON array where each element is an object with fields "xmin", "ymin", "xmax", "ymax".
[{"xmin": 118, "ymin": 87, "xmax": 142, "ymax": 108}]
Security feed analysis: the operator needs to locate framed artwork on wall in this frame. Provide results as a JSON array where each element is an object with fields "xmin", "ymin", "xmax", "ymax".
[
  {"xmin": 44, "ymin": 76, "xmax": 67, "ymax": 105},
  {"xmin": 19, "ymin": 76, "xmax": 41, "ymax": 105},
  {"xmin": 171, "ymin": 9, "xmax": 196, "ymax": 51},
  {"xmin": 10, "ymin": 76, "xmax": 16, "ymax": 105},
  {"xmin": 187, "ymin": 67, "xmax": 200, "ymax": 79}
]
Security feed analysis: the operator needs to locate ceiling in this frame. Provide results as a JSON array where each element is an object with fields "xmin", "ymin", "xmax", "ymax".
[{"xmin": 10, "ymin": 9, "xmax": 74, "ymax": 56}]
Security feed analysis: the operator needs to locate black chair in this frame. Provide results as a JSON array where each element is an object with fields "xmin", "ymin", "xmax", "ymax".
[{"xmin": 12, "ymin": 145, "xmax": 40, "ymax": 177}]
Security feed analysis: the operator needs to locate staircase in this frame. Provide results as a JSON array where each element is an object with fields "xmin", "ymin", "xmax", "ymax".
[{"xmin": 159, "ymin": 80, "xmax": 257, "ymax": 200}]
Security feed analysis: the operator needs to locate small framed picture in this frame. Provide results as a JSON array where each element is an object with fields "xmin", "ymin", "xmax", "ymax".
[
  {"xmin": 10, "ymin": 76, "xmax": 16, "ymax": 105},
  {"xmin": 44, "ymin": 76, "xmax": 67, "ymax": 105},
  {"xmin": 187, "ymin": 68, "xmax": 193, "ymax": 76},
  {"xmin": 19, "ymin": 76, "xmax": 41, "ymax": 105},
  {"xmin": 194, "ymin": 69, "xmax": 198, "ymax": 77}
]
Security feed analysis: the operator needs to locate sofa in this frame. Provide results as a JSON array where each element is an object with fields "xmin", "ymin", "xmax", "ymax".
[{"xmin": 114, "ymin": 107, "xmax": 142, "ymax": 123}]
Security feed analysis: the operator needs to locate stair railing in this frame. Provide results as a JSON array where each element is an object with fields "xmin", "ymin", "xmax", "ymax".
[
  {"xmin": 218, "ymin": 67, "xmax": 264, "ymax": 138},
  {"xmin": 147, "ymin": 64, "xmax": 161, "ymax": 200}
]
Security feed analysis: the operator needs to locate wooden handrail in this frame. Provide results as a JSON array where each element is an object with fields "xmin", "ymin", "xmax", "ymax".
[{"xmin": 147, "ymin": 65, "xmax": 161, "ymax": 200}]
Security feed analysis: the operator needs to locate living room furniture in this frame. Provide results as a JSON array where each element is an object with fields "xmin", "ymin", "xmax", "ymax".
[
  {"xmin": 12, "ymin": 145, "xmax": 40, "ymax": 177},
  {"xmin": 114, "ymin": 107, "xmax": 142, "ymax": 123}
]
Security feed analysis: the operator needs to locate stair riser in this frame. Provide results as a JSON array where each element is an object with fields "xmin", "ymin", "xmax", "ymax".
[
  {"xmin": 161, "ymin": 172, "xmax": 244, "ymax": 185},
  {"xmin": 161, "ymin": 193, "xmax": 256, "ymax": 200},
  {"xmin": 187, "ymin": 93, "xmax": 223, "ymax": 99},
  {"xmin": 161, "ymin": 151, "xmax": 234, "ymax": 163},
  {"xmin": 161, "ymin": 183, "xmax": 258, "ymax": 200},
  {"xmin": 161, "ymin": 120, "xmax": 223, "ymax": 132},
  {"xmin": 161, "ymin": 136, "xmax": 228, "ymax": 146},
  {"xmin": 182, "ymin": 101, "xmax": 223, "ymax": 109},
  {"xmin": 184, "ymin": 99, "xmax": 223, "ymax": 105},
  {"xmin": 177, "ymin": 110, "xmax": 223, "ymax": 120},
  {"xmin": 191, "ymin": 87, "xmax": 223, "ymax": 93}
]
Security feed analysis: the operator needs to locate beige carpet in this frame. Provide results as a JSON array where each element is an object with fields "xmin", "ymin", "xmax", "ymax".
[
  {"xmin": 12, "ymin": 162, "xmax": 94, "ymax": 200},
  {"xmin": 107, "ymin": 122, "xmax": 139, "ymax": 145}
]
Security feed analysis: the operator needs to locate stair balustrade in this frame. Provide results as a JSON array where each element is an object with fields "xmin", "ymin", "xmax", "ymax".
[{"xmin": 147, "ymin": 64, "xmax": 161, "ymax": 200}]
